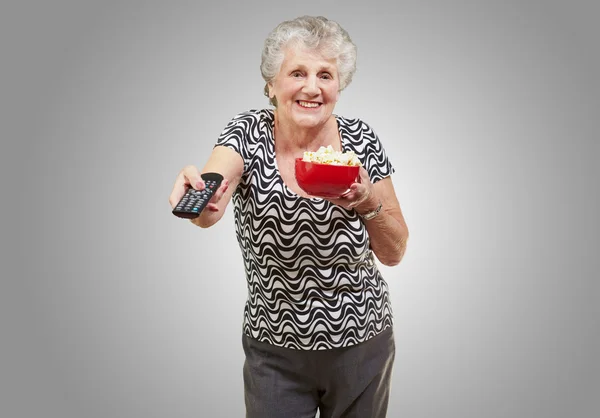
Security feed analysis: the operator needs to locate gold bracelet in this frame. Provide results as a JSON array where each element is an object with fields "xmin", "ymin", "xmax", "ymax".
[{"xmin": 357, "ymin": 201, "xmax": 383, "ymax": 220}]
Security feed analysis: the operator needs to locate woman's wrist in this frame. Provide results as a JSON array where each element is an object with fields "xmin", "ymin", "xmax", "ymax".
[
  {"xmin": 357, "ymin": 200, "xmax": 383, "ymax": 220},
  {"xmin": 355, "ymin": 194, "xmax": 382, "ymax": 218}
]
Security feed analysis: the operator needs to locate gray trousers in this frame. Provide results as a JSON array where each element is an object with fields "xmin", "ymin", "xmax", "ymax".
[{"xmin": 242, "ymin": 327, "xmax": 395, "ymax": 418}]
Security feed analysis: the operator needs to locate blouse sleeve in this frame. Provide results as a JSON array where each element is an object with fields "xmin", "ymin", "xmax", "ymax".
[
  {"xmin": 214, "ymin": 111, "xmax": 255, "ymax": 173},
  {"xmin": 360, "ymin": 120, "xmax": 395, "ymax": 183}
]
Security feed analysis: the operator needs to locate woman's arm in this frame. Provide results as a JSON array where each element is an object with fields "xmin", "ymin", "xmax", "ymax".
[
  {"xmin": 331, "ymin": 169, "xmax": 409, "ymax": 266},
  {"xmin": 356, "ymin": 177, "xmax": 409, "ymax": 266},
  {"xmin": 169, "ymin": 145, "xmax": 244, "ymax": 228}
]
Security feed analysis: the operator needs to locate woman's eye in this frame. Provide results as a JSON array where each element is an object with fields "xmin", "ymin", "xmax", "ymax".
[
  {"xmin": 320, "ymin": 73, "xmax": 332, "ymax": 80},
  {"xmin": 291, "ymin": 71, "xmax": 303, "ymax": 78}
]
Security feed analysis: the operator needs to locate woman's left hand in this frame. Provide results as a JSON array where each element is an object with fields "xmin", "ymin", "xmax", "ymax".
[{"xmin": 326, "ymin": 167, "xmax": 378, "ymax": 212}]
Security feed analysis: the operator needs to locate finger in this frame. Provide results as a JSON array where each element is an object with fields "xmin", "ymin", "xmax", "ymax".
[
  {"xmin": 205, "ymin": 181, "xmax": 228, "ymax": 208},
  {"xmin": 340, "ymin": 188, "xmax": 352, "ymax": 198},
  {"xmin": 204, "ymin": 180, "xmax": 230, "ymax": 212},
  {"xmin": 169, "ymin": 166, "xmax": 205, "ymax": 208},
  {"xmin": 194, "ymin": 179, "xmax": 205, "ymax": 190},
  {"xmin": 345, "ymin": 187, "xmax": 372, "ymax": 209},
  {"xmin": 347, "ymin": 184, "xmax": 367, "ymax": 198},
  {"xmin": 206, "ymin": 202, "xmax": 220, "ymax": 212},
  {"xmin": 359, "ymin": 167, "xmax": 370, "ymax": 182},
  {"xmin": 169, "ymin": 172, "xmax": 190, "ymax": 208},
  {"xmin": 213, "ymin": 180, "xmax": 229, "ymax": 203},
  {"xmin": 183, "ymin": 166, "xmax": 204, "ymax": 190}
]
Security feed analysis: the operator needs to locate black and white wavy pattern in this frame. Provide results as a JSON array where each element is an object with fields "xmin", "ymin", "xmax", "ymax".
[{"xmin": 216, "ymin": 109, "xmax": 394, "ymax": 350}]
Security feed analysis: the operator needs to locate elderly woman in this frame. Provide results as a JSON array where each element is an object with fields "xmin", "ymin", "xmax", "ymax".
[{"xmin": 169, "ymin": 15, "xmax": 408, "ymax": 418}]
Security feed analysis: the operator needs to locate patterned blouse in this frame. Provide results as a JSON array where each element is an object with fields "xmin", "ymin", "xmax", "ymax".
[{"xmin": 215, "ymin": 108, "xmax": 395, "ymax": 350}]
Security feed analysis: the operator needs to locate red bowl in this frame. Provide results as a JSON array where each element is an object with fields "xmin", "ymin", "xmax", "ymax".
[{"xmin": 295, "ymin": 158, "xmax": 360, "ymax": 198}]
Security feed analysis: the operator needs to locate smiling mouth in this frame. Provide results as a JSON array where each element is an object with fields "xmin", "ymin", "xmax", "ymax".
[{"xmin": 297, "ymin": 100, "xmax": 321, "ymax": 108}]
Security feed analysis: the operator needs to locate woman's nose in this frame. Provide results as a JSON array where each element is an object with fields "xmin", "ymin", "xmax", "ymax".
[{"xmin": 302, "ymin": 75, "xmax": 319, "ymax": 94}]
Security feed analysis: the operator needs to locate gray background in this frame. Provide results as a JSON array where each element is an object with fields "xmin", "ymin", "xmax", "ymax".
[{"xmin": 2, "ymin": 0, "xmax": 599, "ymax": 417}]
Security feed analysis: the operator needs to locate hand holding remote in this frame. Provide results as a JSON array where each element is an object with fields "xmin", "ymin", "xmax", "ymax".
[{"xmin": 169, "ymin": 165, "xmax": 229, "ymax": 219}]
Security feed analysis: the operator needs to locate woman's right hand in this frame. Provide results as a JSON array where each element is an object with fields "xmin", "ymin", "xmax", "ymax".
[{"xmin": 168, "ymin": 165, "xmax": 229, "ymax": 218}]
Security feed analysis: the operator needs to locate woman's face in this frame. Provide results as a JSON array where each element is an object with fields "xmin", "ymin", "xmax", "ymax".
[{"xmin": 268, "ymin": 45, "xmax": 340, "ymax": 129}]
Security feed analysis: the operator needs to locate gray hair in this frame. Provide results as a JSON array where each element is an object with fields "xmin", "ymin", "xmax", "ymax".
[{"xmin": 260, "ymin": 16, "xmax": 357, "ymax": 106}]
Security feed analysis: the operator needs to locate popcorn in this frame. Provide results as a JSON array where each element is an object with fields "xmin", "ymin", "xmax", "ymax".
[{"xmin": 302, "ymin": 145, "xmax": 362, "ymax": 166}]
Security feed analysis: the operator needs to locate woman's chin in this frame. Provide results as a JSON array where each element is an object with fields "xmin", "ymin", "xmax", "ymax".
[{"xmin": 291, "ymin": 111, "xmax": 332, "ymax": 127}]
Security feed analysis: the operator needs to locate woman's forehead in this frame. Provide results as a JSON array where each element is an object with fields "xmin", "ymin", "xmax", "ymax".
[{"xmin": 282, "ymin": 45, "xmax": 337, "ymax": 68}]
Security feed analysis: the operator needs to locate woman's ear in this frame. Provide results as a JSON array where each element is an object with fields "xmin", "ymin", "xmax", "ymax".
[{"xmin": 267, "ymin": 82, "xmax": 275, "ymax": 99}]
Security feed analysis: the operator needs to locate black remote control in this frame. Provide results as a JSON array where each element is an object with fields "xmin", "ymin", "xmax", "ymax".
[{"xmin": 172, "ymin": 172, "xmax": 224, "ymax": 219}]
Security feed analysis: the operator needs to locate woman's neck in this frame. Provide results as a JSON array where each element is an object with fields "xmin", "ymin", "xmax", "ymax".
[{"xmin": 273, "ymin": 110, "xmax": 339, "ymax": 154}]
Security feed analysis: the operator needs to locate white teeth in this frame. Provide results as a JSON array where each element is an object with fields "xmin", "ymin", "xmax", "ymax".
[{"xmin": 298, "ymin": 101, "xmax": 319, "ymax": 108}]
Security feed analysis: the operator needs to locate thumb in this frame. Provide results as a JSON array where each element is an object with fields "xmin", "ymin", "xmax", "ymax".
[
  {"xmin": 192, "ymin": 177, "xmax": 205, "ymax": 190},
  {"xmin": 187, "ymin": 171, "xmax": 205, "ymax": 191}
]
